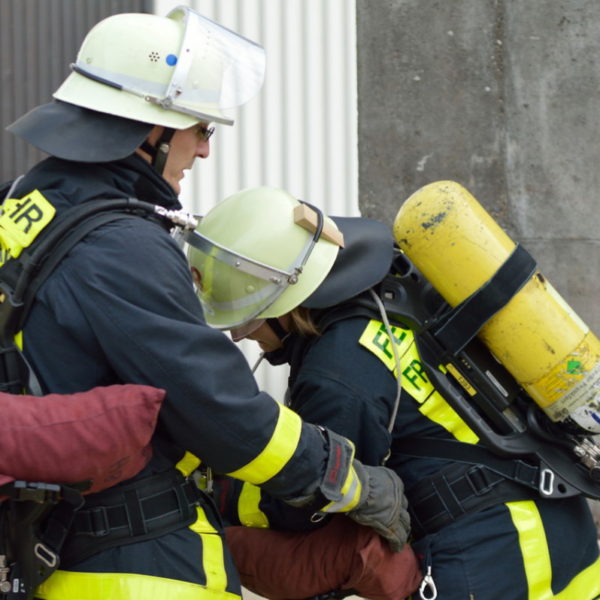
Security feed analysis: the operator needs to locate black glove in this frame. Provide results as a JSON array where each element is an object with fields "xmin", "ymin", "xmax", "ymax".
[{"xmin": 285, "ymin": 428, "xmax": 410, "ymax": 552}]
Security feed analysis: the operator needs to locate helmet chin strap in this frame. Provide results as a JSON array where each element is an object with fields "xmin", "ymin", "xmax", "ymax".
[
  {"xmin": 140, "ymin": 127, "xmax": 176, "ymax": 175},
  {"xmin": 266, "ymin": 318, "xmax": 289, "ymax": 343}
]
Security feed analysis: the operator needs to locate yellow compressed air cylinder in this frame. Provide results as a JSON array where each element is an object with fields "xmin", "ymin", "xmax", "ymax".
[{"xmin": 393, "ymin": 180, "xmax": 600, "ymax": 433}]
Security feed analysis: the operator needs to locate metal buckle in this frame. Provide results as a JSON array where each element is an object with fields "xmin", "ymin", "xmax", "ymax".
[
  {"xmin": 464, "ymin": 466, "xmax": 495, "ymax": 496},
  {"xmin": 419, "ymin": 566, "xmax": 438, "ymax": 600},
  {"xmin": 34, "ymin": 542, "xmax": 58, "ymax": 568},
  {"xmin": 13, "ymin": 481, "xmax": 61, "ymax": 504},
  {"xmin": 89, "ymin": 506, "xmax": 110, "ymax": 537}
]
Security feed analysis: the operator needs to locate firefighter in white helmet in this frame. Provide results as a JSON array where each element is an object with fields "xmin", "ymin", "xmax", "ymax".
[{"xmin": 4, "ymin": 8, "xmax": 409, "ymax": 600}]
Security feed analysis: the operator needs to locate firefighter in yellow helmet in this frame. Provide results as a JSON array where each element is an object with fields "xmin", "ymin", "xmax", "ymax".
[
  {"xmin": 4, "ymin": 8, "xmax": 409, "ymax": 600},
  {"xmin": 187, "ymin": 186, "xmax": 600, "ymax": 600}
]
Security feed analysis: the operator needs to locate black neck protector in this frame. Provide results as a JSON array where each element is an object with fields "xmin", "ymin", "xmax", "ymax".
[{"xmin": 266, "ymin": 317, "xmax": 289, "ymax": 342}]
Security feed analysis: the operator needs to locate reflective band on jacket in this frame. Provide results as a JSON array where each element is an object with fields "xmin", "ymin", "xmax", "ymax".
[
  {"xmin": 227, "ymin": 402, "xmax": 302, "ymax": 484},
  {"xmin": 320, "ymin": 463, "xmax": 362, "ymax": 513},
  {"xmin": 35, "ymin": 571, "xmax": 240, "ymax": 600},
  {"xmin": 359, "ymin": 319, "xmax": 479, "ymax": 444},
  {"xmin": 189, "ymin": 506, "xmax": 227, "ymax": 592},
  {"xmin": 237, "ymin": 482, "xmax": 269, "ymax": 528},
  {"xmin": 506, "ymin": 500, "xmax": 600, "ymax": 599}
]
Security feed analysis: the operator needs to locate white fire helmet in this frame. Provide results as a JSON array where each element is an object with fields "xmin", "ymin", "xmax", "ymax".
[{"xmin": 53, "ymin": 5, "xmax": 265, "ymax": 128}]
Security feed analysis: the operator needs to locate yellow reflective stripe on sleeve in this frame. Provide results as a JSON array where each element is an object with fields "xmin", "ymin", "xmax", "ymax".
[
  {"xmin": 506, "ymin": 500, "xmax": 600, "ymax": 599},
  {"xmin": 177, "ymin": 451, "xmax": 202, "ymax": 477},
  {"xmin": 188, "ymin": 506, "xmax": 227, "ymax": 591},
  {"xmin": 35, "ymin": 570, "xmax": 240, "ymax": 600},
  {"xmin": 320, "ymin": 463, "xmax": 362, "ymax": 513},
  {"xmin": 237, "ymin": 482, "xmax": 269, "ymax": 527},
  {"xmin": 227, "ymin": 402, "xmax": 302, "ymax": 484},
  {"xmin": 359, "ymin": 319, "xmax": 479, "ymax": 444},
  {"xmin": 0, "ymin": 190, "xmax": 56, "ymax": 262}
]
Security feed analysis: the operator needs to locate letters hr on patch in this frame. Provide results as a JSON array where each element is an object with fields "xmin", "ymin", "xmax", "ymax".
[
  {"xmin": 0, "ymin": 191, "xmax": 56, "ymax": 263},
  {"xmin": 8, "ymin": 197, "xmax": 46, "ymax": 233}
]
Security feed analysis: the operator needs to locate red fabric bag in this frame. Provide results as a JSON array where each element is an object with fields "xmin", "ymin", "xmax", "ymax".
[
  {"xmin": 0, "ymin": 384, "xmax": 165, "ymax": 495},
  {"xmin": 225, "ymin": 515, "xmax": 422, "ymax": 600}
]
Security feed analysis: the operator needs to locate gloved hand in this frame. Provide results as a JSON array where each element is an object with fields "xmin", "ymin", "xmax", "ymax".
[
  {"xmin": 346, "ymin": 459, "xmax": 410, "ymax": 552},
  {"xmin": 285, "ymin": 428, "xmax": 410, "ymax": 552}
]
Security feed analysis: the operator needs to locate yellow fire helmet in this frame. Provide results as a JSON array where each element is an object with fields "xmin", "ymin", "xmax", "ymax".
[{"xmin": 185, "ymin": 187, "xmax": 345, "ymax": 331}]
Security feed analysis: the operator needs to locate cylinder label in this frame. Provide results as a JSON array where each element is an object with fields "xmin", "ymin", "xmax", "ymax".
[{"xmin": 525, "ymin": 332, "xmax": 600, "ymax": 432}]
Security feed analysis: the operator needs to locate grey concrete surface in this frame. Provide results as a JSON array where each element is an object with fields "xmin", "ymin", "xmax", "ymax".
[
  {"xmin": 356, "ymin": 0, "xmax": 600, "ymax": 532},
  {"xmin": 356, "ymin": 0, "xmax": 600, "ymax": 333}
]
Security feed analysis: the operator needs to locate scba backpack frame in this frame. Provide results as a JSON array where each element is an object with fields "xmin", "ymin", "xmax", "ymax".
[
  {"xmin": 0, "ymin": 181, "xmax": 194, "ymax": 599},
  {"xmin": 378, "ymin": 247, "xmax": 600, "ymax": 504}
]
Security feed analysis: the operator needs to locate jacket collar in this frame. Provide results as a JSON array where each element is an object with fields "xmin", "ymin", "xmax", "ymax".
[{"xmin": 12, "ymin": 153, "xmax": 181, "ymax": 215}]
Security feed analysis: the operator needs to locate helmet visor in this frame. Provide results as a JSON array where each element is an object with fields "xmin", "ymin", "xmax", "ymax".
[
  {"xmin": 166, "ymin": 6, "xmax": 266, "ymax": 112},
  {"xmin": 230, "ymin": 319, "xmax": 266, "ymax": 342},
  {"xmin": 186, "ymin": 229, "xmax": 315, "ymax": 329}
]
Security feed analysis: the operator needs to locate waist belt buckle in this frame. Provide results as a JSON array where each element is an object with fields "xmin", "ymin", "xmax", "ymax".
[
  {"xmin": 464, "ymin": 465, "xmax": 496, "ymax": 496},
  {"xmin": 89, "ymin": 506, "xmax": 110, "ymax": 537}
]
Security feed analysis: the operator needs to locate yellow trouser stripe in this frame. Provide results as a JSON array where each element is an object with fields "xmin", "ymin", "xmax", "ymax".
[
  {"xmin": 359, "ymin": 319, "xmax": 479, "ymax": 444},
  {"xmin": 507, "ymin": 500, "xmax": 600, "ymax": 599},
  {"xmin": 237, "ymin": 482, "xmax": 269, "ymax": 528},
  {"xmin": 35, "ymin": 571, "xmax": 240, "ymax": 600},
  {"xmin": 188, "ymin": 506, "xmax": 227, "ymax": 591},
  {"xmin": 227, "ymin": 402, "xmax": 302, "ymax": 484}
]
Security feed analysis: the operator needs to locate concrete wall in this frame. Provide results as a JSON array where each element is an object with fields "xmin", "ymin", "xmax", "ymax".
[
  {"xmin": 356, "ymin": 0, "xmax": 600, "ymax": 334},
  {"xmin": 356, "ymin": 0, "xmax": 600, "ymax": 532}
]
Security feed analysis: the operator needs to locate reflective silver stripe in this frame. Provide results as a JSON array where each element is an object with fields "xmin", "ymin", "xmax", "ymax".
[
  {"xmin": 72, "ymin": 63, "xmax": 228, "ymax": 124},
  {"xmin": 209, "ymin": 283, "xmax": 282, "ymax": 312},
  {"xmin": 184, "ymin": 229, "xmax": 311, "ymax": 284},
  {"xmin": 322, "ymin": 473, "xmax": 360, "ymax": 513}
]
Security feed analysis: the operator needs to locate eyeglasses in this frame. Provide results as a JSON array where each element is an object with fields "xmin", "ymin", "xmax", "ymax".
[{"xmin": 197, "ymin": 123, "xmax": 215, "ymax": 141}]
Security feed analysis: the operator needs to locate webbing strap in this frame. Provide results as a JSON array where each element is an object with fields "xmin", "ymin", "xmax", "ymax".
[
  {"xmin": 18, "ymin": 208, "xmax": 164, "ymax": 332},
  {"xmin": 61, "ymin": 471, "xmax": 201, "ymax": 567},
  {"xmin": 0, "ymin": 198, "xmax": 165, "ymax": 394},
  {"xmin": 433, "ymin": 244, "xmax": 537, "ymax": 353},
  {"xmin": 393, "ymin": 436, "xmax": 541, "ymax": 489},
  {"xmin": 405, "ymin": 461, "xmax": 537, "ymax": 539}
]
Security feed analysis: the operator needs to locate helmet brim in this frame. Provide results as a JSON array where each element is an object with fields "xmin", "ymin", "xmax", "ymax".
[
  {"xmin": 301, "ymin": 216, "xmax": 395, "ymax": 309},
  {"xmin": 7, "ymin": 100, "xmax": 153, "ymax": 162}
]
